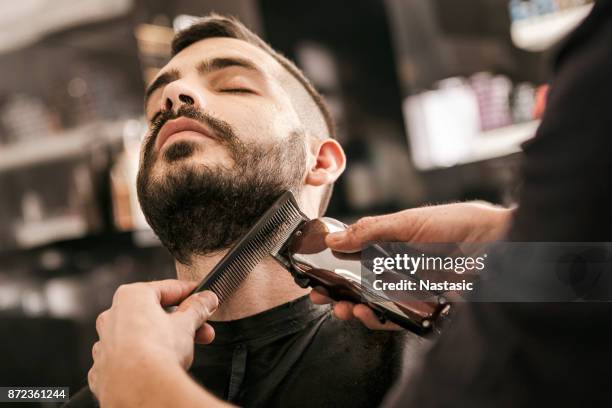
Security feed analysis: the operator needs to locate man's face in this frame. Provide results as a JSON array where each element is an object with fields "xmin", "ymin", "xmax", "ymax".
[{"xmin": 137, "ymin": 37, "xmax": 308, "ymax": 263}]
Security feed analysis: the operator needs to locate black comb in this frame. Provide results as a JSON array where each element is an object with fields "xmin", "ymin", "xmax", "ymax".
[{"xmin": 189, "ymin": 190, "xmax": 308, "ymax": 304}]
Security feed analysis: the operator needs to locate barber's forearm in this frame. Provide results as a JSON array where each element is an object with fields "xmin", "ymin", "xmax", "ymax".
[{"xmin": 101, "ymin": 358, "xmax": 233, "ymax": 408}]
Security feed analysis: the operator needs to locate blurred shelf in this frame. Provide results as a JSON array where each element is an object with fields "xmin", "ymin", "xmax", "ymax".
[
  {"xmin": 0, "ymin": 0, "xmax": 132, "ymax": 53},
  {"xmin": 14, "ymin": 216, "xmax": 89, "ymax": 249},
  {"xmin": 0, "ymin": 229, "xmax": 162, "ymax": 260},
  {"xmin": 0, "ymin": 131, "xmax": 92, "ymax": 172},
  {"xmin": 461, "ymin": 120, "xmax": 540, "ymax": 165},
  {"xmin": 0, "ymin": 121, "xmax": 125, "ymax": 173},
  {"xmin": 511, "ymin": 4, "xmax": 593, "ymax": 51}
]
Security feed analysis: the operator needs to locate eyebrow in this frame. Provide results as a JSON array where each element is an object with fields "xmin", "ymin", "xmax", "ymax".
[
  {"xmin": 144, "ymin": 57, "xmax": 263, "ymax": 109},
  {"xmin": 196, "ymin": 57, "xmax": 262, "ymax": 76}
]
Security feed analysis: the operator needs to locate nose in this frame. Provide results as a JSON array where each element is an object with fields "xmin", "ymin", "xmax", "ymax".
[{"xmin": 160, "ymin": 79, "xmax": 205, "ymax": 113}]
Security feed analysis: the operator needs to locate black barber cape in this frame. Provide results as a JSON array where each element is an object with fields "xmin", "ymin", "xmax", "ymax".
[
  {"xmin": 384, "ymin": 1, "xmax": 612, "ymax": 407},
  {"xmin": 67, "ymin": 296, "xmax": 413, "ymax": 407}
]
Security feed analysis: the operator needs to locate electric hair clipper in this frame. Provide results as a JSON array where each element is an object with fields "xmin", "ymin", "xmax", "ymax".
[{"xmin": 190, "ymin": 190, "xmax": 450, "ymax": 336}]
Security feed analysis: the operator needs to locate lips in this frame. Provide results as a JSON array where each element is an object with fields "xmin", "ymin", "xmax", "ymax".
[{"xmin": 155, "ymin": 117, "xmax": 217, "ymax": 151}]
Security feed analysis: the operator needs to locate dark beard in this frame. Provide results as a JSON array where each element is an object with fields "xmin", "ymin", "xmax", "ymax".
[{"xmin": 136, "ymin": 106, "xmax": 306, "ymax": 264}]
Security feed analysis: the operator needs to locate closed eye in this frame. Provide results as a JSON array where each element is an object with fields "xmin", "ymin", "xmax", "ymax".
[{"xmin": 219, "ymin": 88, "xmax": 255, "ymax": 94}]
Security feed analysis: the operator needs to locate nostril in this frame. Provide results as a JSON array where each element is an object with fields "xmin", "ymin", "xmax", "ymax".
[
  {"xmin": 179, "ymin": 94, "xmax": 194, "ymax": 105},
  {"xmin": 165, "ymin": 98, "xmax": 173, "ymax": 110}
]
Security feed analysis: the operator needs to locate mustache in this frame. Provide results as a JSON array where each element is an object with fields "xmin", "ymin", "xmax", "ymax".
[
  {"xmin": 143, "ymin": 105, "xmax": 240, "ymax": 166},
  {"xmin": 151, "ymin": 105, "xmax": 237, "ymax": 147}
]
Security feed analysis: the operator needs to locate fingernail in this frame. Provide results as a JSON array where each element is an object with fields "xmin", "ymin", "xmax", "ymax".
[
  {"xmin": 328, "ymin": 231, "xmax": 347, "ymax": 242},
  {"xmin": 199, "ymin": 291, "xmax": 219, "ymax": 311}
]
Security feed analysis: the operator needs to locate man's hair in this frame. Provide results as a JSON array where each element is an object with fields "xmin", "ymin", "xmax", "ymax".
[{"xmin": 171, "ymin": 13, "xmax": 336, "ymax": 215}]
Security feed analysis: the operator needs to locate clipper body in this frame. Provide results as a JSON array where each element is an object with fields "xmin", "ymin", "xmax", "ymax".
[{"xmin": 273, "ymin": 217, "xmax": 451, "ymax": 335}]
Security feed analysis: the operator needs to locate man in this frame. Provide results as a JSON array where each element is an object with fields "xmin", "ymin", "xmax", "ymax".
[
  {"xmin": 89, "ymin": 0, "xmax": 612, "ymax": 406},
  {"xmin": 69, "ymin": 13, "xmax": 412, "ymax": 408}
]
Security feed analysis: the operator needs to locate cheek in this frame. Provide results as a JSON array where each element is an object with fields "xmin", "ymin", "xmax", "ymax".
[
  {"xmin": 217, "ymin": 100, "xmax": 277, "ymax": 142},
  {"xmin": 212, "ymin": 94, "xmax": 302, "ymax": 144},
  {"xmin": 236, "ymin": 105, "xmax": 301, "ymax": 146}
]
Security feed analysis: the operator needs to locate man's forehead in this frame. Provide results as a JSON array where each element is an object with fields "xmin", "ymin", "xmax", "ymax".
[{"xmin": 153, "ymin": 37, "xmax": 282, "ymax": 83}]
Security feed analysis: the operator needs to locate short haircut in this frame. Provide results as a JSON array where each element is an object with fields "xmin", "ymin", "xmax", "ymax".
[{"xmin": 171, "ymin": 13, "xmax": 336, "ymax": 214}]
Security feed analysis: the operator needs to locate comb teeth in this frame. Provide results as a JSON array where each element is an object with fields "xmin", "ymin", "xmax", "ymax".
[{"xmin": 192, "ymin": 191, "xmax": 307, "ymax": 304}]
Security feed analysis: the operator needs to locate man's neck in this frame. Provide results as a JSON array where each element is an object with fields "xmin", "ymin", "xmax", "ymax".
[{"xmin": 175, "ymin": 253, "xmax": 310, "ymax": 321}]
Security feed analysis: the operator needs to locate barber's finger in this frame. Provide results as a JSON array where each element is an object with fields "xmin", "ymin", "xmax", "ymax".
[
  {"xmin": 353, "ymin": 304, "xmax": 402, "ymax": 331},
  {"xmin": 147, "ymin": 279, "xmax": 199, "ymax": 307},
  {"xmin": 88, "ymin": 367, "xmax": 97, "ymax": 396},
  {"xmin": 95, "ymin": 311, "xmax": 108, "ymax": 336},
  {"xmin": 175, "ymin": 291, "xmax": 219, "ymax": 332},
  {"xmin": 309, "ymin": 287, "xmax": 333, "ymax": 305},
  {"xmin": 194, "ymin": 323, "xmax": 216, "ymax": 344},
  {"xmin": 332, "ymin": 301, "xmax": 355, "ymax": 320},
  {"xmin": 92, "ymin": 341, "xmax": 100, "ymax": 361},
  {"xmin": 326, "ymin": 214, "xmax": 408, "ymax": 252}
]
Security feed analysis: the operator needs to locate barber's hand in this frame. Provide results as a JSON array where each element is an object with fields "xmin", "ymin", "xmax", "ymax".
[
  {"xmin": 310, "ymin": 286, "xmax": 402, "ymax": 330},
  {"xmin": 310, "ymin": 202, "xmax": 512, "ymax": 330},
  {"xmin": 89, "ymin": 279, "xmax": 218, "ymax": 406}
]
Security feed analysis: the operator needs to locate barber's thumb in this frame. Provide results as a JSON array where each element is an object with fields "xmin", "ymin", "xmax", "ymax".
[
  {"xmin": 326, "ymin": 217, "xmax": 379, "ymax": 252},
  {"xmin": 176, "ymin": 291, "xmax": 219, "ymax": 331},
  {"xmin": 326, "ymin": 230, "xmax": 361, "ymax": 253}
]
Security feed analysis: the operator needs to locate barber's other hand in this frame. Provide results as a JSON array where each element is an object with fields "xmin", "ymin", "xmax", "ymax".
[
  {"xmin": 89, "ymin": 279, "xmax": 218, "ymax": 406},
  {"xmin": 327, "ymin": 202, "xmax": 511, "ymax": 252},
  {"xmin": 310, "ymin": 202, "xmax": 511, "ymax": 330}
]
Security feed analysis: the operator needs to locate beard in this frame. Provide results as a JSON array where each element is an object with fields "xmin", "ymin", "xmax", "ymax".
[{"xmin": 137, "ymin": 105, "xmax": 306, "ymax": 265}]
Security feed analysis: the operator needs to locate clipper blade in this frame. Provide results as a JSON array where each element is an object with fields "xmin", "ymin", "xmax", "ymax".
[{"xmin": 190, "ymin": 190, "xmax": 307, "ymax": 304}]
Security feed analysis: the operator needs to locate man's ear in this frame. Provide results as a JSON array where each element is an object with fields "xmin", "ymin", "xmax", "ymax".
[{"xmin": 305, "ymin": 138, "xmax": 346, "ymax": 187}]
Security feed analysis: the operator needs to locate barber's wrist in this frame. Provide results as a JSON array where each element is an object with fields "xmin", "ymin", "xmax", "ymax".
[
  {"xmin": 105, "ymin": 358, "xmax": 230, "ymax": 408},
  {"xmin": 100, "ymin": 354, "xmax": 180, "ymax": 407}
]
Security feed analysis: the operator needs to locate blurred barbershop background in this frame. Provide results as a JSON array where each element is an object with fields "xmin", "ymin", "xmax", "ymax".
[{"xmin": 0, "ymin": 0, "xmax": 592, "ymax": 400}]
